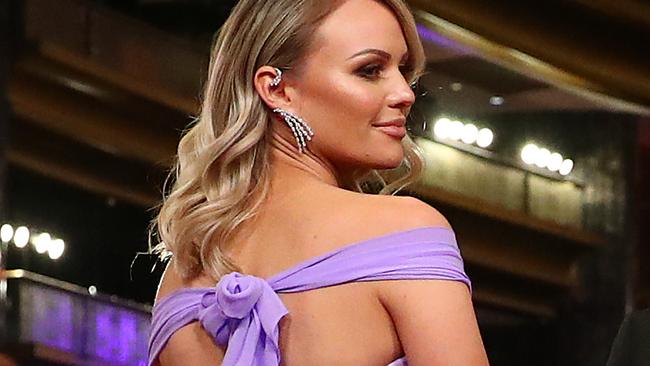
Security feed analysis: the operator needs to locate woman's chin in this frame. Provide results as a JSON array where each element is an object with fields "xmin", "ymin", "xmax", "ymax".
[
  {"xmin": 387, "ymin": 144, "xmax": 405, "ymax": 164},
  {"xmin": 372, "ymin": 152, "xmax": 404, "ymax": 170}
]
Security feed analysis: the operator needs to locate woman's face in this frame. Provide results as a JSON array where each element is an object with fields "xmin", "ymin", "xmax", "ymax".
[{"xmin": 288, "ymin": 0, "xmax": 416, "ymax": 173}]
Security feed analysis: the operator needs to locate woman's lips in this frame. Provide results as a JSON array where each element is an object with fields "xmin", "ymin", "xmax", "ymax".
[{"xmin": 374, "ymin": 125, "xmax": 406, "ymax": 139}]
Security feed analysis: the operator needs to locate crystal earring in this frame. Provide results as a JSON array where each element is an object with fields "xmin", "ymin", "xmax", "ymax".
[
  {"xmin": 273, "ymin": 108, "xmax": 315, "ymax": 153},
  {"xmin": 270, "ymin": 67, "xmax": 282, "ymax": 88}
]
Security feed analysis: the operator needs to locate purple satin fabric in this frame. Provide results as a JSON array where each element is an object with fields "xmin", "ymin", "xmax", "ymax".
[{"xmin": 148, "ymin": 226, "xmax": 471, "ymax": 366}]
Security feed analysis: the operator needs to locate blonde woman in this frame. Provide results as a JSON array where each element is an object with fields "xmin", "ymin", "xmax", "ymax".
[{"xmin": 148, "ymin": 0, "xmax": 489, "ymax": 365}]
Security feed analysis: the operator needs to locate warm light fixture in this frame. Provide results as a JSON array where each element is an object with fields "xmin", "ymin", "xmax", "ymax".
[
  {"xmin": 2, "ymin": 223, "xmax": 66, "ymax": 259},
  {"xmin": 548, "ymin": 153, "xmax": 563, "ymax": 172},
  {"xmin": 461, "ymin": 124, "xmax": 478, "ymax": 144},
  {"xmin": 33, "ymin": 232, "xmax": 51, "ymax": 254},
  {"xmin": 559, "ymin": 159, "xmax": 574, "ymax": 176},
  {"xmin": 0, "ymin": 224, "xmax": 13, "ymax": 243},
  {"xmin": 434, "ymin": 117, "xmax": 494, "ymax": 149},
  {"xmin": 476, "ymin": 128, "xmax": 494, "ymax": 148},
  {"xmin": 433, "ymin": 118, "xmax": 451, "ymax": 139},
  {"xmin": 14, "ymin": 226, "xmax": 30, "ymax": 248},
  {"xmin": 48, "ymin": 239, "xmax": 65, "ymax": 260},
  {"xmin": 521, "ymin": 143, "xmax": 573, "ymax": 176}
]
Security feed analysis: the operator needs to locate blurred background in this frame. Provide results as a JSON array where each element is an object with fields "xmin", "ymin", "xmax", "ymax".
[{"xmin": 0, "ymin": 0, "xmax": 648, "ymax": 365}]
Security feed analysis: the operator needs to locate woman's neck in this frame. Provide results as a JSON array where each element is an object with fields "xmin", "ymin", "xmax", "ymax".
[{"xmin": 268, "ymin": 129, "xmax": 343, "ymax": 188}]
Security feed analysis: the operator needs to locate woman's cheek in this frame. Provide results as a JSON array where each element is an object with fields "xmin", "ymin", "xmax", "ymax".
[{"xmin": 337, "ymin": 86, "xmax": 382, "ymax": 120}]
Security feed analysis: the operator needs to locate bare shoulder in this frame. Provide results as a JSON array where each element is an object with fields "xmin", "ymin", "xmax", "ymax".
[
  {"xmin": 337, "ymin": 194, "xmax": 487, "ymax": 363},
  {"xmin": 361, "ymin": 194, "xmax": 452, "ymax": 232},
  {"xmin": 155, "ymin": 259, "xmax": 215, "ymax": 304},
  {"xmin": 361, "ymin": 196, "xmax": 489, "ymax": 364}
]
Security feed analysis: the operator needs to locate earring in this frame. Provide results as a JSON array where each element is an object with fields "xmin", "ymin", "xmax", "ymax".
[
  {"xmin": 270, "ymin": 67, "xmax": 282, "ymax": 88},
  {"xmin": 273, "ymin": 108, "xmax": 315, "ymax": 153}
]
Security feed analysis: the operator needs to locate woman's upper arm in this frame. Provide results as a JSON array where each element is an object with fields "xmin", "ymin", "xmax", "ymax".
[
  {"xmin": 154, "ymin": 260, "xmax": 224, "ymax": 366},
  {"xmin": 379, "ymin": 279, "xmax": 489, "ymax": 366},
  {"xmin": 379, "ymin": 197, "xmax": 489, "ymax": 365}
]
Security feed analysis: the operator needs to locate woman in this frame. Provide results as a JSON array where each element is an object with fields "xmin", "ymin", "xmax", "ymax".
[{"xmin": 148, "ymin": 0, "xmax": 489, "ymax": 365}]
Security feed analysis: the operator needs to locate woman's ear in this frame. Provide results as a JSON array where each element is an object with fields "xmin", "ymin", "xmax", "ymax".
[{"xmin": 254, "ymin": 66, "xmax": 290, "ymax": 110}]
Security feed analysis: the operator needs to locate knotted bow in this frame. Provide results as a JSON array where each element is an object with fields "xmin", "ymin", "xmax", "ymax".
[{"xmin": 197, "ymin": 272, "xmax": 289, "ymax": 365}]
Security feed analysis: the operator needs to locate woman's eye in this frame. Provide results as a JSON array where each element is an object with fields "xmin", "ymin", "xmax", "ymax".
[
  {"xmin": 357, "ymin": 63, "xmax": 414, "ymax": 81},
  {"xmin": 357, "ymin": 64, "xmax": 383, "ymax": 79}
]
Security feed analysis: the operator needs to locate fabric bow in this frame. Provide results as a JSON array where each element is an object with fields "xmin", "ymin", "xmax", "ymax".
[{"xmin": 197, "ymin": 272, "xmax": 289, "ymax": 366}]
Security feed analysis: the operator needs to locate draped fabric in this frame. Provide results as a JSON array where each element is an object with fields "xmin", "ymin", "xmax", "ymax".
[{"xmin": 148, "ymin": 226, "xmax": 472, "ymax": 366}]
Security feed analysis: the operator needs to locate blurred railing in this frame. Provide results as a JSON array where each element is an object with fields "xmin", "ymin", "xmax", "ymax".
[{"xmin": 0, "ymin": 270, "xmax": 150, "ymax": 366}]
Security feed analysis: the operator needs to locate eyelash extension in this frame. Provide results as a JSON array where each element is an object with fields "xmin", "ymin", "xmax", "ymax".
[
  {"xmin": 357, "ymin": 63, "xmax": 414, "ymax": 80},
  {"xmin": 357, "ymin": 64, "xmax": 383, "ymax": 79}
]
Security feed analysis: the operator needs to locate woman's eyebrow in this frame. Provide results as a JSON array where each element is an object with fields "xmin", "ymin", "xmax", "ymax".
[{"xmin": 347, "ymin": 48, "xmax": 409, "ymax": 62}]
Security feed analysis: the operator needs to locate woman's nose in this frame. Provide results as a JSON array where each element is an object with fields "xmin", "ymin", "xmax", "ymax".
[{"xmin": 387, "ymin": 76, "xmax": 416, "ymax": 109}]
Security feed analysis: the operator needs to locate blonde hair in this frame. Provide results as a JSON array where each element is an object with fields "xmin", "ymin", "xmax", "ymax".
[{"xmin": 152, "ymin": 0, "xmax": 427, "ymax": 281}]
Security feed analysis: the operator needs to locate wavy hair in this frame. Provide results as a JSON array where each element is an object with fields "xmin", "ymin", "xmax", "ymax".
[{"xmin": 152, "ymin": 0, "xmax": 427, "ymax": 281}]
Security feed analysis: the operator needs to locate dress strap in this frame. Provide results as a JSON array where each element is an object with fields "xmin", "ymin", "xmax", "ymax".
[{"xmin": 268, "ymin": 227, "xmax": 471, "ymax": 293}]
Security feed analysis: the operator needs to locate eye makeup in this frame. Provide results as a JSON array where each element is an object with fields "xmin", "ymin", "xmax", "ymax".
[
  {"xmin": 355, "ymin": 60, "xmax": 413, "ymax": 81},
  {"xmin": 348, "ymin": 47, "xmax": 411, "ymax": 80}
]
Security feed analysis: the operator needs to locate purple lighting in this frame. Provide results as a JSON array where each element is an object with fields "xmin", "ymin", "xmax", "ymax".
[
  {"xmin": 416, "ymin": 23, "xmax": 472, "ymax": 54},
  {"xmin": 25, "ymin": 286, "xmax": 76, "ymax": 352},
  {"xmin": 89, "ymin": 302, "xmax": 149, "ymax": 365},
  {"xmin": 118, "ymin": 310, "xmax": 137, "ymax": 362},
  {"xmin": 14, "ymin": 274, "xmax": 150, "ymax": 366}
]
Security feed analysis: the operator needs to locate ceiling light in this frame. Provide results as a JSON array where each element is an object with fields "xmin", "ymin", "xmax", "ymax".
[
  {"xmin": 489, "ymin": 96, "xmax": 504, "ymax": 106},
  {"xmin": 521, "ymin": 144, "xmax": 539, "ymax": 165},
  {"xmin": 448, "ymin": 120, "xmax": 464, "ymax": 141},
  {"xmin": 14, "ymin": 226, "xmax": 30, "ymax": 248},
  {"xmin": 559, "ymin": 159, "xmax": 574, "ymax": 176},
  {"xmin": 34, "ymin": 232, "xmax": 51, "ymax": 254},
  {"xmin": 434, "ymin": 118, "xmax": 451, "ymax": 139},
  {"xmin": 48, "ymin": 239, "xmax": 65, "ymax": 260},
  {"xmin": 0, "ymin": 224, "xmax": 13, "ymax": 243},
  {"xmin": 476, "ymin": 128, "xmax": 494, "ymax": 148},
  {"xmin": 461, "ymin": 124, "xmax": 479, "ymax": 144},
  {"xmin": 548, "ymin": 153, "xmax": 563, "ymax": 172},
  {"xmin": 534, "ymin": 148, "xmax": 551, "ymax": 168}
]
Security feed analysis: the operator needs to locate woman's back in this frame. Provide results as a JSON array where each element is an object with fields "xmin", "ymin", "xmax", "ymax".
[
  {"xmin": 154, "ymin": 189, "xmax": 481, "ymax": 365},
  {"xmin": 223, "ymin": 189, "xmax": 436, "ymax": 365}
]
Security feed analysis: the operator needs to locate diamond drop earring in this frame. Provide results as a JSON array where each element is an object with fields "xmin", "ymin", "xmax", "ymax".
[{"xmin": 273, "ymin": 108, "xmax": 315, "ymax": 154}]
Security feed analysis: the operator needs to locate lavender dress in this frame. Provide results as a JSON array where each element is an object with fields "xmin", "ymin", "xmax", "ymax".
[{"xmin": 148, "ymin": 226, "xmax": 472, "ymax": 366}]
